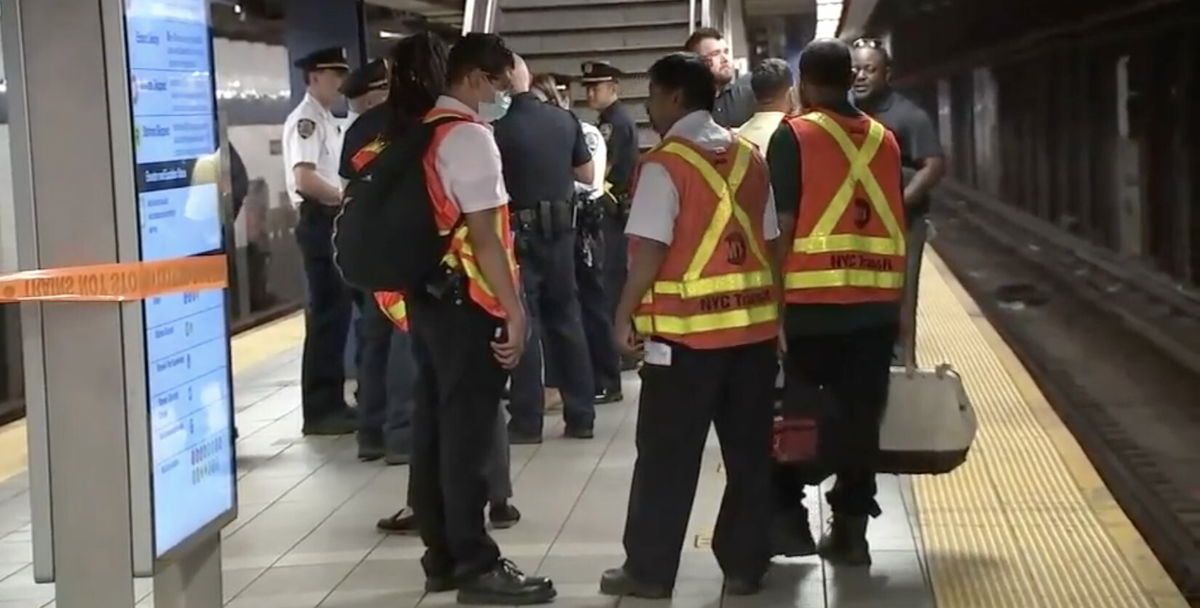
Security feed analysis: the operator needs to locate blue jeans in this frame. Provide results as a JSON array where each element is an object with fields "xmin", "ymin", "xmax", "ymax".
[{"xmin": 357, "ymin": 296, "xmax": 414, "ymax": 454}]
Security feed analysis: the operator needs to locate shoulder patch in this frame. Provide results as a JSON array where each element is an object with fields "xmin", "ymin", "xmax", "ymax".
[
  {"xmin": 584, "ymin": 130, "xmax": 602, "ymax": 154},
  {"xmin": 599, "ymin": 122, "xmax": 613, "ymax": 141},
  {"xmin": 297, "ymin": 118, "xmax": 316, "ymax": 139}
]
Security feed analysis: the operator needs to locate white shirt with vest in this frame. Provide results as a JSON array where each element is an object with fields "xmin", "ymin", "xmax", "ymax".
[
  {"xmin": 282, "ymin": 92, "xmax": 344, "ymax": 207},
  {"xmin": 625, "ymin": 110, "xmax": 780, "ymax": 246},
  {"xmin": 431, "ymin": 95, "xmax": 509, "ymax": 214}
]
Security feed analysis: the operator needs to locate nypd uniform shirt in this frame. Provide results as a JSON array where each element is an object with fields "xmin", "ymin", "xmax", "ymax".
[
  {"xmin": 576, "ymin": 121, "xmax": 607, "ymax": 198},
  {"xmin": 283, "ymin": 92, "xmax": 344, "ymax": 206},
  {"xmin": 599, "ymin": 102, "xmax": 638, "ymax": 195}
]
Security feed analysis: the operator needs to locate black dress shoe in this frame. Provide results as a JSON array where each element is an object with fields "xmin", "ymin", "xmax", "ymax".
[
  {"xmin": 490, "ymin": 502, "xmax": 521, "ymax": 530},
  {"xmin": 772, "ymin": 508, "xmax": 817, "ymax": 557},
  {"xmin": 724, "ymin": 577, "xmax": 763, "ymax": 596},
  {"xmin": 301, "ymin": 416, "xmax": 356, "ymax": 436},
  {"xmin": 565, "ymin": 426, "xmax": 594, "ymax": 439},
  {"xmin": 818, "ymin": 515, "xmax": 872, "ymax": 566},
  {"xmin": 457, "ymin": 559, "xmax": 555, "ymax": 605},
  {"xmin": 593, "ymin": 388, "xmax": 624, "ymax": 404},
  {"xmin": 508, "ymin": 430, "xmax": 543, "ymax": 445},
  {"xmin": 357, "ymin": 432, "xmax": 385, "ymax": 461},
  {"xmin": 599, "ymin": 567, "xmax": 671, "ymax": 599},
  {"xmin": 376, "ymin": 508, "xmax": 418, "ymax": 535}
]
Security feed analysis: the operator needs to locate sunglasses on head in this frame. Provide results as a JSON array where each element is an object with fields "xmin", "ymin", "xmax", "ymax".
[{"xmin": 852, "ymin": 38, "xmax": 885, "ymax": 49}]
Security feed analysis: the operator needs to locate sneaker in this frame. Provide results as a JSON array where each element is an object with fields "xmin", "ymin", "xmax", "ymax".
[
  {"xmin": 490, "ymin": 502, "xmax": 521, "ymax": 530},
  {"xmin": 508, "ymin": 429, "xmax": 543, "ymax": 445},
  {"xmin": 593, "ymin": 388, "xmax": 624, "ymax": 404},
  {"xmin": 564, "ymin": 426, "xmax": 594, "ymax": 440},
  {"xmin": 457, "ymin": 559, "xmax": 555, "ymax": 605},
  {"xmin": 376, "ymin": 508, "xmax": 418, "ymax": 535},
  {"xmin": 599, "ymin": 567, "xmax": 671, "ymax": 599},
  {"xmin": 817, "ymin": 515, "xmax": 871, "ymax": 566},
  {"xmin": 772, "ymin": 508, "xmax": 817, "ymax": 557},
  {"xmin": 384, "ymin": 450, "xmax": 410, "ymax": 466}
]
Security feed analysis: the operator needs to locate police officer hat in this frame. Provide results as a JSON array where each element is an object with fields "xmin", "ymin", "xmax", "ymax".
[
  {"xmin": 580, "ymin": 60, "xmax": 622, "ymax": 85},
  {"xmin": 549, "ymin": 73, "xmax": 574, "ymax": 92},
  {"xmin": 294, "ymin": 46, "xmax": 351, "ymax": 72},
  {"xmin": 340, "ymin": 58, "xmax": 389, "ymax": 99}
]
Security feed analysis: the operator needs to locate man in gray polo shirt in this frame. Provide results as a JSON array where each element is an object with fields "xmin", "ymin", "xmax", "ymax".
[
  {"xmin": 852, "ymin": 38, "xmax": 946, "ymax": 363},
  {"xmin": 684, "ymin": 28, "xmax": 756, "ymax": 128}
]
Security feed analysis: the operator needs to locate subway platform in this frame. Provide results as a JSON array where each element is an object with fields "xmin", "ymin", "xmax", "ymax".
[{"xmin": 0, "ymin": 253, "xmax": 1186, "ymax": 608}]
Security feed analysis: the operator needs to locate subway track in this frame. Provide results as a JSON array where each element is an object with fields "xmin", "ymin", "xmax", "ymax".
[{"xmin": 930, "ymin": 183, "xmax": 1200, "ymax": 603}]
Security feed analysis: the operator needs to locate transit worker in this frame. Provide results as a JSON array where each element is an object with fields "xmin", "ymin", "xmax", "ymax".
[
  {"xmin": 684, "ymin": 28, "xmax": 756, "ymax": 128},
  {"xmin": 403, "ymin": 33, "xmax": 553, "ymax": 605},
  {"xmin": 769, "ymin": 38, "xmax": 906, "ymax": 566},
  {"xmin": 493, "ymin": 56, "xmax": 597, "ymax": 443},
  {"xmin": 737, "ymin": 58, "xmax": 795, "ymax": 154},
  {"xmin": 603, "ymin": 52, "xmax": 779, "ymax": 599},
  {"xmin": 851, "ymin": 38, "xmax": 945, "ymax": 363},
  {"xmin": 282, "ymin": 46, "xmax": 356, "ymax": 436},
  {"xmin": 581, "ymin": 60, "xmax": 640, "ymax": 371},
  {"xmin": 338, "ymin": 56, "xmax": 409, "ymax": 462},
  {"xmin": 531, "ymin": 74, "xmax": 624, "ymax": 406},
  {"xmin": 350, "ymin": 33, "xmax": 521, "ymax": 539}
]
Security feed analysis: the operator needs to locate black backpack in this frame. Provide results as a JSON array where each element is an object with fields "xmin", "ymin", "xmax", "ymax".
[{"xmin": 333, "ymin": 115, "xmax": 468, "ymax": 292}]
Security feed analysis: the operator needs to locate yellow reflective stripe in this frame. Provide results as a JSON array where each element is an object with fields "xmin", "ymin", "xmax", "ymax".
[
  {"xmin": 385, "ymin": 299, "xmax": 407, "ymax": 319},
  {"xmin": 658, "ymin": 140, "xmax": 770, "ymax": 279},
  {"xmin": 634, "ymin": 302, "xmax": 778, "ymax": 335},
  {"xmin": 784, "ymin": 269, "xmax": 905, "ymax": 290},
  {"xmin": 652, "ymin": 269, "xmax": 773, "ymax": 298},
  {"xmin": 794, "ymin": 234, "xmax": 901, "ymax": 256},
  {"xmin": 797, "ymin": 112, "xmax": 905, "ymax": 252}
]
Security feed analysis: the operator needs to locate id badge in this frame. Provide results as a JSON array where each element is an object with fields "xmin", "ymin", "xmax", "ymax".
[{"xmin": 644, "ymin": 340, "xmax": 672, "ymax": 367}]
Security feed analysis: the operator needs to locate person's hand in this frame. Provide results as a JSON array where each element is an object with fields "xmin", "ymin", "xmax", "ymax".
[
  {"xmin": 491, "ymin": 313, "xmax": 527, "ymax": 369},
  {"xmin": 613, "ymin": 317, "xmax": 641, "ymax": 358}
]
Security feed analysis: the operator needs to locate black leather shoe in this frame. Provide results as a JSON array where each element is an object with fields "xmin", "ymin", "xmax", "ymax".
[
  {"xmin": 508, "ymin": 430, "xmax": 543, "ymax": 445},
  {"xmin": 490, "ymin": 502, "xmax": 521, "ymax": 530},
  {"xmin": 376, "ymin": 508, "xmax": 418, "ymax": 536},
  {"xmin": 724, "ymin": 577, "xmax": 763, "ymax": 596},
  {"xmin": 457, "ymin": 559, "xmax": 555, "ymax": 605},
  {"xmin": 565, "ymin": 426, "xmax": 594, "ymax": 439},
  {"xmin": 599, "ymin": 567, "xmax": 671, "ymax": 599},
  {"xmin": 301, "ymin": 416, "xmax": 356, "ymax": 436},
  {"xmin": 593, "ymin": 388, "xmax": 624, "ymax": 404},
  {"xmin": 357, "ymin": 432, "xmax": 385, "ymax": 461},
  {"xmin": 772, "ymin": 509, "xmax": 817, "ymax": 557},
  {"xmin": 818, "ymin": 515, "xmax": 871, "ymax": 566}
]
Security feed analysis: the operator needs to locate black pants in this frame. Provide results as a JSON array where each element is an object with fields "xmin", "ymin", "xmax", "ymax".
[
  {"xmin": 575, "ymin": 227, "xmax": 621, "ymax": 394},
  {"xmin": 623, "ymin": 339, "xmax": 776, "ymax": 586},
  {"xmin": 408, "ymin": 295, "xmax": 507, "ymax": 580},
  {"xmin": 294, "ymin": 203, "xmax": 353, "ymax": 423},
  {"xmin": 509, "ymin": 230, "xmax": 595, "ymax": 434},
  {"xmin": 774, "ymin": 324, "xmax": 898, "ymax": 517},
  {"xmin": 353, "ymin": 292, "xmax": 395, "ymax": 441},
  {"xmin": 601, "ymin": 214, "xmax": 627, "ymax": 321}
]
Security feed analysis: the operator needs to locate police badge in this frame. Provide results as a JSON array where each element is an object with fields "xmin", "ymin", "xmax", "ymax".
[{"xmin": 297, "ymin": 118, "xmax": 316, "ymax": 139}]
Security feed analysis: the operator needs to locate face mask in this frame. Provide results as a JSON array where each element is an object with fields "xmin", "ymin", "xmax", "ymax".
[{"xmin": 478, "ymin": 89, "xmax": 512, "ymax": 122}]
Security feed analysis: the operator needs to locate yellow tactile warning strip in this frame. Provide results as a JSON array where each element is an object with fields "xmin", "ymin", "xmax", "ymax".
[
  {"xmin": 0, "ymin": 313, "xmax": 306, "ymax": 484},
  {"xmin": 914, "ymin": 251, "xmax": 1188, "ymax": 608}
]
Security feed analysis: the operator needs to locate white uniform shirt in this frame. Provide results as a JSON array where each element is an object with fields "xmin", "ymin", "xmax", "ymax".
[
  {"xmin": 625, "ymin": 110, "xmax": 780, "ymax": 246},
  {"xmin": 282, "ymin": 92, "xmax": 344, "ymax": 206},
  {"xmin": 575, "ymin": 121, "xmax": 607, "ymax": 198},
  {"xmin": 431, "ymin": 95, "xmax": 509, "ymax": 214}
]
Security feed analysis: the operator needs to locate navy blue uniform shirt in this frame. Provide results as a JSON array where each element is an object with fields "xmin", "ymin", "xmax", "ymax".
[
  {"xmin": 598, "ymin": 101, "xmax": 638, "ymax": 196},
  {"xmin": 493, "ymin": 93, "xmax": 591, "ymax": 207}
]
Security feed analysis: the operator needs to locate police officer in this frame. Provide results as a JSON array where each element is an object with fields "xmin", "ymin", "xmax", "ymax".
[
  {"xmin": 603, "ymin": 52, "xmax": 778, "ymax": 599},
  {"xmin": 494, "ymin": 56, "xmax": 597, "ymax": 443},
  {"xmin": 283, "ymin": 46, "xmax": 356, "ymax": 436},
  {"xmin": 342, "ymin": 57, "xmax": 390, "ymax": 128},
  {"xmin": 581, "ymin": 60, "xmax": 639, "ymax": 370},
  {"xmin": 768, "ymin": 38, "xmax": 906, "ymax": 566}
]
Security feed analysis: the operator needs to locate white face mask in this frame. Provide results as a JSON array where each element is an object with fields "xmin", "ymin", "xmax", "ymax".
[{"xmin": 478, "ymin": 89, "xmax": 512, "ymax": 122}]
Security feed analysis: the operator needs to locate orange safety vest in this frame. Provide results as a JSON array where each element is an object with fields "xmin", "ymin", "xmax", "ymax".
[
  {"xmin": 782, "ymin": 110, "xmax": 906, "ymax": 304},
  {"xmin": 374, "ymin": 108, "xmax": 519, "ymax": 328},
  {"xmin": 631, "ymin": 135, "xmax": 779, "ymax": 349}
]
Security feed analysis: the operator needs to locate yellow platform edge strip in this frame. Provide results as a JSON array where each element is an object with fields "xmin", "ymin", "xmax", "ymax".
[
  {"xmin": 0, "ymin": 313, "xmax": 305, "ymax": 485},
  {"xmin": 918, "ymin": 250, "xmax": 1187, "ymax": 608}
]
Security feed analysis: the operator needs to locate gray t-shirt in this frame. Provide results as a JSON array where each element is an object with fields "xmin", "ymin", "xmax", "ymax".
[
  {"xmin": 712, "ymin": 73, "xmax": 756, "ymax": 129},
  {"xmin": 859, "ymin": 90, "xmax": 943, "ymax": 219}
]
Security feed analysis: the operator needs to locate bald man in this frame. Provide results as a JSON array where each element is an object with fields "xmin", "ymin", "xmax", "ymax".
[{"xmin": 492, "ymin": 55, "xmax": 598, "ymax": 443}]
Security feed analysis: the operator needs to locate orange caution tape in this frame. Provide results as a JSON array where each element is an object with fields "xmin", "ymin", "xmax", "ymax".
[{"xmin": 0, "ymin": 255, "xmax": 228, "ymax": 303}]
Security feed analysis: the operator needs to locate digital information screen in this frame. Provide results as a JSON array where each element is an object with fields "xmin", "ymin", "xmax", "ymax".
[{"xmin": 124, "ymin": 0, "xmax": 235, "ymax": 558}]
